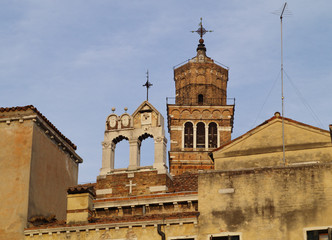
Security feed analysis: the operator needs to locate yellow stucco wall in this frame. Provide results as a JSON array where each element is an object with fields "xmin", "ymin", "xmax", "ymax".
[
  {"xmin": 214, "ymin": 119, "xmax": 332, "ymax": 170},
  {"xmin": 0, "ymin": 120, "xmax": 33, "ymax": 240},
  {"xmin": 0, "ymin": 110, "xmax": 79, "ymax": 240},
  {"xmin": 198, "ymin": 164, "xmax": 332, "ymax": 240},
  {"xmin": 28, "ymin": 124, "xmax": 78, "ymax": 221}
]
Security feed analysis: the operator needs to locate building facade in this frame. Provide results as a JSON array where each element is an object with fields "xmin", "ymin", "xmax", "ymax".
[
  {"xmin": 0, "ymin": 106, "xmax": 82, "ymax": 240},
  {"xmin": 3, "ymin": 23, "xmax": 330, "ymax": 240}
]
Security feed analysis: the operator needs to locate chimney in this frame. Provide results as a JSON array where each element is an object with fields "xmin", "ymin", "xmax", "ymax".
[{"xmin": 66, "ymin": 184, "xmax": 95, "ymax": 224}]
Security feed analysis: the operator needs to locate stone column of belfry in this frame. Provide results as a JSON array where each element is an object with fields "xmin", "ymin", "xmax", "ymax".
[
  {"xmin": 129, "ymin": 139, "xmax": 140, "ymax": 170},
  {"xmin": 153, "ymin": 136, "xmax": 168, "ymax": 173},
  {"xmin": 100, "ymin": 141, "xmax": 114, "ymax": 175}
]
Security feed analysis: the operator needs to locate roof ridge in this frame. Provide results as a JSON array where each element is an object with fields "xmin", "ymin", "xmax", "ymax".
[{"xmin": 0, "ymin": 105, "xmax": 77, "ymax": 150}]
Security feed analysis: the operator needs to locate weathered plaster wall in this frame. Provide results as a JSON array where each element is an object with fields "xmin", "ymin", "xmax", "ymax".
[
  {"xmin": 198, "ymin": 164, "xmax": 332, "ymax": 240},
  {"xmin": 0, "ymin": 120, "xmax": 33, "ymax": 240},
  {"xmin": 28, "ymin": 124, "xmax": 78, "ymax": 221}
]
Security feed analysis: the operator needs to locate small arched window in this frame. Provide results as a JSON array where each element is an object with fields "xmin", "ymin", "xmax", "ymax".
[
  {"xmin": 196, "ymin": 122, "xmax": 205, "ymax": 148},
  {"xmin": 184, "ymin": 122, "xmax": 193, "ymax": 148},
  {"xmin": 198, "ymin": 94, "xmax": 204, "ymax": 105},
  {"xmin": 208, "ymin": 122, "xmax": 218, "ymax": 148}
]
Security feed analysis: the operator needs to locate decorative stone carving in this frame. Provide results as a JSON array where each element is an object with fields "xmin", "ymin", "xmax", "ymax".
[
  {"xmin": 101, "ymin": 142, "xmax": 111, "ymax": 149},
  {"xmin": 108, "ymin": 115, "xmax": 117, "ymax": 128},
  {"xmin": 155, "ymin": 137, "xmax": 163, "ymax": 143},
  {"xmin": 121, "ymin": 115, "xmax": 130, "ymax": 127},
  {"xmin": 100, "ymin": 101, "xmax": 167, "ymax": 176},
  {"xmin": 141, "ymin": 112, "xmax": 151, "ymax": 125}
]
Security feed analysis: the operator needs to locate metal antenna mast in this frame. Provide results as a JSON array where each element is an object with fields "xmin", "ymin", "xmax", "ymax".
[
  {"xmin": 280, "ymin": 2, "xmax": 288, "ymax": 165},
  {"xmin": 273, "ymin": 2, "xmax": 291, "ymax": 165}
]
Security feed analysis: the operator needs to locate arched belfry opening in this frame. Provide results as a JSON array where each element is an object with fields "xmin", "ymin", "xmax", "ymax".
[
  {"xmin": 139, "ymin": 133, "xmax": 155, "ymax": 167},
  {"xmin": 100, "ymin": 101, "xmax": 167, "ymax": 176},
  {"xmin": 112, "ymin": 135, "xmax": 129, "ymax": 169}
]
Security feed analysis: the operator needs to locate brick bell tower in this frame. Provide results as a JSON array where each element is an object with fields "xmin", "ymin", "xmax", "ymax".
[{"xmin": 167, "ymin": 20, "xmax": 235, "ymax": 175}]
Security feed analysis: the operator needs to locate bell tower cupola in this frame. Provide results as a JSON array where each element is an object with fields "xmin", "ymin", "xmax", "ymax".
[{"xmin": 167, "ymin": 19, "xmax": 235, "ymax": 175}]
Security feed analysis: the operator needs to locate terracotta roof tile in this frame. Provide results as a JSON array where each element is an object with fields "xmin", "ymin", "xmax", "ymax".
[
  {"xmin": 68, "ymin": 183, "xmax": 96, "ymax": 196},
  {"xmin": 25, "ymin": 212, "xmax": 199, "ymax": 229},
  {"xmin": 0, "ymin": 105, "xmax": 77, "ymax": 150},
  {"xmin": 171, "ymin": 172, "xmax": 198, "ymax": 192}
]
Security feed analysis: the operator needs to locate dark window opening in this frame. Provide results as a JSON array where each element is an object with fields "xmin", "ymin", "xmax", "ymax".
[
  {"xmin": 196, "ymin": 122, "xmax": 205, "ymax": 148},
  {"xmin": 184, "ymin": 122, "xmax": 193, "ymax": 148},
  {"xmin": 208, "ymin": 122, "xmax": 218, "ymax": 148},
  {"xmin": 174, "ymin": 239, "xmax": 195, "ymax": 240},
  {"xmin": 307, "ymin": 229, "xmax": 331, "ymax": 240},
  {"xmin": 198, "ymin": 94, "xmax": 204, "ymax": 105},
  {"xmin": 211, "ymin": 236, "xmax": 240, "ymax": 240},
  {"xmin": 173, "ymin": 238, "xmax": 195, "ymax": 240}
]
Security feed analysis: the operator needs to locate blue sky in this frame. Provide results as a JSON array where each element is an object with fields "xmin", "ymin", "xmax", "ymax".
[{"xmin": 1, "ymin": 0, "xmax": 331, "ymax": 183}]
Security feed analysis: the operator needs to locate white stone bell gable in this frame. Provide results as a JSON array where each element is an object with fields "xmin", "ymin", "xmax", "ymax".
[{"xmin": 100, "ymin": 101, "xmax": 167, "ymax": 176}]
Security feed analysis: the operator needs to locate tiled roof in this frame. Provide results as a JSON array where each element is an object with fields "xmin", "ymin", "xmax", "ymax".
[
  {"xmin": 90, "ymin": 211, "xmax": 199, "ymax": 224},
  {"xmin": 0, "ymin": 105, "xmax": 77, "ymax": 150},
  {"xmin": 68, "ymin": 183, "xmax": 96, "ymax": 196},
  {"xmin": 25, "ymin": 212, "xmax": 199, "ymax": 230},
  {"xmin": 171, "ymin": 172, "xmax": 198, "ymax": 192}
]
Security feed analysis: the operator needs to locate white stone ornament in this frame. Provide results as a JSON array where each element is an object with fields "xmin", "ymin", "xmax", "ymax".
[
  {"xmin": 122, "ymin": 115, "xmax": 130, "ymax": 127},
  {"xmin": 141, "ymin": 112, "xmax": 151, "ymax": 125},
  {"xmin": 109, "ymin": 116, "xmax": 117, "ymax": 128}
]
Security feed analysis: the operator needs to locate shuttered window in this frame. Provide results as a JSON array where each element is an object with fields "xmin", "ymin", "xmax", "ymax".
[
  {"xmin": 208, "ymin": 122, "xmax": 217, "ymax": 148},
  {"xmin": 184, "ymin": 122, "xmax": 193, "ymax": 148},
  {"xmin": 196, "ymin": 122, "xmax": 205, "ymax": 148}
]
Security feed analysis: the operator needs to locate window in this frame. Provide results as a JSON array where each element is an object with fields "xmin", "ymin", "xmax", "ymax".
[
  {"xmin": 198, "ymin": 94, "xmax": 204, "ymax": 105},
  {"xmin": 184, "ymin": 122, "xmax": 193, "ymax": 148},
  {"xmin": 307, "ymin": 229, "xmax": 331, "ymax": 240},
  {"xmin": 211, "ymin": 236, "xmax": 239, "ymax": 240},
  {"xmin": 168, "ymin": 237, "xmax": 195, "ymax": 240},
  {"xmin": 208, "ymin": 122, "xmax": 218, "ymax": 148},
  {"xmin": 172, "ymin": 238, "xmax": 195, "ymax": 240},
  {"xmin": 196, "ymin": 122, "xmax": 205, "ymax": 148}
]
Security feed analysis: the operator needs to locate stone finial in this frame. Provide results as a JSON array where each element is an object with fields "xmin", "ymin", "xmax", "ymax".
[
  {"xmin": 124, "ymin": 107, "xmax": 128, "ymax": 112},
  {"xmin": 274, "ymin": 112, "xmax": 281, "ymax": 117},
  {"xmin": 112, "ymin": 107, "xmax": 116, "ymax": 113}
]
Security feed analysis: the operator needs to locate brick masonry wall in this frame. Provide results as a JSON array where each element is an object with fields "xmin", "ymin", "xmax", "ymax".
[{"xmin": 96, "ymin": 170, "xmax": 172, "ymax": 198}]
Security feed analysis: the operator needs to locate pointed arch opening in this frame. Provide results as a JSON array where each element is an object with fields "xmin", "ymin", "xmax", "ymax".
[
  {"xmin": 196, "ymin": 122, "xmax": 205, "ymax": 148},
  {"xmin": 139, "ymin": 133, "xmax": 154, "ymax": 167},
  {"xmin": 208, "ymin": 122, "xmax": 218, "ymax": 148},
  {"xmin": 184, "ymin": 122, "xmax": 193, "ymax": 148},
  {"xmin": 112, "ymin": 135, "xmax": 129, "ymax": 169}
]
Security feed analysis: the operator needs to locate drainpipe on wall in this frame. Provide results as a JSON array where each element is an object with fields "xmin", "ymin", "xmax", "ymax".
[{"xmin": 157, "ymin": 224, "xmax": 165, "ymax": 240}]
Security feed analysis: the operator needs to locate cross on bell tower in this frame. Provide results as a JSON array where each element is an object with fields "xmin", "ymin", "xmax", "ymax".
[
  {"xmin": 191, "ymin": 17, "xmax": 213, "ymax": 40},
  {"xmin": 191, "ymin": 18, "xmax": 213, "ymax": 55},
  {"xmin": 143, "ymin": 70, "xmax": 153, "ymax": 101}
]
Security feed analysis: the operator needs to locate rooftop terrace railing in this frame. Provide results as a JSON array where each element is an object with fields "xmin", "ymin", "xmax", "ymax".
[{"xmin": 166, "ymin": 97, "xmax": 235, "ymax": 106}]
